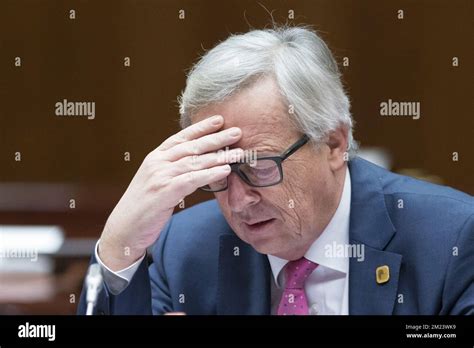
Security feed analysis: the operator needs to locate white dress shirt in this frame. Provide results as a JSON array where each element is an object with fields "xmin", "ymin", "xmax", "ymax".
[
  {"xmin": 268, "ymin": 167, "xmax": 351, "ymax": 315},
  {"xmin": 97, "ymin": 168, "xmax": 351, "ymax": 314},
  {"xmin": 95, "ymin": 241, "xmax": 145, "ymax": 295}
]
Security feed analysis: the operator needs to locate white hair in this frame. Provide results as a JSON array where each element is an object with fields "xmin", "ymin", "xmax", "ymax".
[{"xmin": 178, "ymin": 25, "xmax": 358, "ymax": 157}]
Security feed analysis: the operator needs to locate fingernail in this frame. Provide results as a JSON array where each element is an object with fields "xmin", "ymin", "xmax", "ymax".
[
  {"xmin": 211, "ymin": 115, "xmax": 223, "ymax": 125},
  {"xmin": 222, "ymin": 164, "xmax": 231, "ymax": 172},
  {"xmin": 229, "ymin": 128, "xmax": 241, "ymax": 137}
]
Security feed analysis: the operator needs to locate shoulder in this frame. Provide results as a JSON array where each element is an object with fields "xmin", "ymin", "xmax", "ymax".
[
  {"xmin": 353, "ymin": 157, "xmax": 473, "ymax": 243},
  {"xmin": 377, "ymin": 162, "xmax": 473, "ymax": 228},
  {"xmin": 152, "ymin": 199, "xmax": 232, "ymax": 259},
  {"xmin": 168, "ymin": 199, "xmax": 232, "ymax": 237},
  {"xmin": 352, "ymin": 157, "xmax": 473, "ymax": 215}
]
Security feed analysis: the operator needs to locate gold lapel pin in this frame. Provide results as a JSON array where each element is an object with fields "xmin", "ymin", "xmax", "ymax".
[{"xmin": 376, "ymin": 265, "xmax": 390, "ymax": 284}]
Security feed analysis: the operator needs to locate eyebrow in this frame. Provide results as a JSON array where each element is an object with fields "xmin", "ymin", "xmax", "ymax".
[{"xmin": 218, "ymin": 138, "xmax": 283, "ymax": 156}]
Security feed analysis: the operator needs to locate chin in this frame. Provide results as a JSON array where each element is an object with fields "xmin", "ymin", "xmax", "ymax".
[
  {"xmin": 231, "ymin": 219, "xmax": 279, "ymax": 252},
  {"xmin": 245, "ymin": 235, "xmax": 286, "ymax": 256}
]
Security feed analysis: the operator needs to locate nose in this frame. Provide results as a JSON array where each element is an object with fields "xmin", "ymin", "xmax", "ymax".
[{"xmin": 226, "ymin": 172, "xmax": 260, "ymax": 213}]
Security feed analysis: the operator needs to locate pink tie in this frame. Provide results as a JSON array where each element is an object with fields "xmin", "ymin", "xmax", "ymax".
[{"xmin": 277, "ymin": 257, "xmax": 318, "ymax": 315}]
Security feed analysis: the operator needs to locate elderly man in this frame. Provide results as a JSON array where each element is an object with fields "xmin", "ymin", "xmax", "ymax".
[{"xmin": 78, "ymin": 26, "xmax": 473, "ymax": 315}]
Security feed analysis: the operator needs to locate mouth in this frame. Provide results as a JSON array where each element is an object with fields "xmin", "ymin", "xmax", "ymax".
[{"xmin": 243, "ymin": 218, "xmax": 276, "ymax": 233}]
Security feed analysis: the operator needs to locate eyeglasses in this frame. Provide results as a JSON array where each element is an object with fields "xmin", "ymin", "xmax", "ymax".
[{"xmin": 200, "ymin": 134, "xmax": 310, "ymax": 192}]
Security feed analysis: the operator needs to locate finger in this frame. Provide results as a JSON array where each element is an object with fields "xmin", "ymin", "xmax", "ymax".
[
  {"xmin": 170, "ymin": 164, "xmax": 231, "ymax": 197},
  {"xmin": 164, "ymin": 127, "xmax": 242, "ymax": 161},
  {"xmin": 169, "ymin": 148, "xmax": 244, "ymax": 177},
  {"xmin": 157, "ymin": 115, "xmax": 224, "ymax": 152}
]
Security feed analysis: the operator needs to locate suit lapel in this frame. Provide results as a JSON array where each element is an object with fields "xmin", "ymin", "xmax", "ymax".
[
  {"xmin": 349, "ymin": 245, "xmax": 402, "ymax": 314},
  {"xmin": 217, "ymin": 234, "xmax": 271, "ymax": 314},
  {"xmin": 348, "ymin": 158, "xmax": 403, "ymax": 314}
]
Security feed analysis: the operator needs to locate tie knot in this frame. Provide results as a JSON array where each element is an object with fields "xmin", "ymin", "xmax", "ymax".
[{"xmin": 284, "ymin": 257, "xmax": 318, "ymax": 289}]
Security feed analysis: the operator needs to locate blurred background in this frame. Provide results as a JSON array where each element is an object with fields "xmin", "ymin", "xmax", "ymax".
[{"xmin": 0, "ymin": 0, "xmax": 472, "ymax": 314}]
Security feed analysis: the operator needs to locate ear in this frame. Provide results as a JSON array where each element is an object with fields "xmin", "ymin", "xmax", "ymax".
[{"xmin": 326, "ymin": 126, "xmax": 349, "ymax": 172}]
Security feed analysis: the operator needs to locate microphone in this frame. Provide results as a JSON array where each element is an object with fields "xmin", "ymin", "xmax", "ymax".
[{"xmin": 85, "ymin": 263, "xmax": 103, "ymax": 315}]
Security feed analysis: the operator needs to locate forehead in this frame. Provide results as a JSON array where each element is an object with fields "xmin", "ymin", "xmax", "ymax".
[{"xmin": 191, "ymin": 76, "xmax": 299, "ymax": 152}]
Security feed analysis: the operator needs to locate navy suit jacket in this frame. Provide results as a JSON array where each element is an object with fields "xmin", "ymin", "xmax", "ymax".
[{"xmin": 78, "ymin": 157, "xmax": 474, "ymax": 315}]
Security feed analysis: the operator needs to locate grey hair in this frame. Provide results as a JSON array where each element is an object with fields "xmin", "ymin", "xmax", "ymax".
[{"xmin": 178, "ymin": 25, "xmax": 358, "ymax": 157}]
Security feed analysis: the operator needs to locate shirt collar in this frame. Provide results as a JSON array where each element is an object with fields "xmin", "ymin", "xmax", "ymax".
[{"xmin": 267, "ymin": 167, "xmax": 351, "ymax": 286}]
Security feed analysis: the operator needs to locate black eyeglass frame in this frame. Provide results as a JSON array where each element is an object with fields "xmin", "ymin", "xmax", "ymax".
[{"xmin": 200, "ymin": 134, "xmax": 310, "ymax": 192}]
